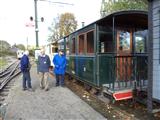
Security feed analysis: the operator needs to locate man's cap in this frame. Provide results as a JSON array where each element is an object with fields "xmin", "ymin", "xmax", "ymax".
[{"xmin": 58, "ymin": 49, "xmax": 64, "ymax": 52}]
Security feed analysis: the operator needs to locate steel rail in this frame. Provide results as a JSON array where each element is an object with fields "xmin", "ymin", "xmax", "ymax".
[
  {"xmin": 0, "ymin": 62, "xmax": 21, "ymax": 91},
  {"xmin": 0, "ymin": 61, "xmax": 17, "ymax": 75},
  {"xmin": 0, "ymin": 71, "xmax": 11, "ymax": 78}
]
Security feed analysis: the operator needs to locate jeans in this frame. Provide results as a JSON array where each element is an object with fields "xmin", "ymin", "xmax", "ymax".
[
  {"xmin": 22, "ymin": 71, "xmax": 32, "ymax": 89},
  {"xmin": 56, "ymin": 74, "xmax": 64, "ymax": 86}
]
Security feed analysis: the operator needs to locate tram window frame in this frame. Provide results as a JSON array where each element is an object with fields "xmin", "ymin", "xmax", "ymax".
[
  {"xmin": 86, "ymin": 30, "xmax": 94, "ymax": 54},
  {"xmin": 98, "ymin": 25, "xmax": 114, "ymax": 53},
  {"xmin": 71, "ymin": 37, "xmax": 76, "ymax": 54},
  {"xmin": 51, "ymin": 42, "xmax": 58, "ymax": 53},
  {"xmin": 117, "ymin": 29, "xmax": 132, "ymax": 53},
  {"xmin": 58, "ymin": 39, "xmax": 65, "ymax": 51},
  {"xmin": 99, "ymin": 32, "xmax": 114, "ymax": 53},
  {"xmin": 134, "ymin": 29, "xmax": 147, "ymax": 53},
  {"xmin": 78, "ymin": 33, "xmax": 86, "ymax": 55},
  {"xmin": 66, "ymin": 37, "xmax": 70, "ymax": 55}
]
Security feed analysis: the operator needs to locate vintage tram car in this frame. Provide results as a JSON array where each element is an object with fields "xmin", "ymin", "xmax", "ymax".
[{"xmin": 54, "ymin": 10, "xmax": 148, "ymax": 101}]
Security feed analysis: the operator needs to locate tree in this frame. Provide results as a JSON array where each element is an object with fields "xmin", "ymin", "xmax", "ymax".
[
  {"xmin": 48, "ymin": 17, "xmax": 61, "ymax": 42},
  {"xmin": 101, "ymin": 0, "xmax": 148, "ymax": 17},
  {"xmin": 59, "ymin": 13, "xmax": 77, "ymax": 37},
  {"xmin": 0, "ymin": 40, "xmax": 12, "ymax": 56},
  {"xmin": 0, "ymin": 40, "xmax": 11, "ymax": 52},
  {"xmin": 16, "ymin": 44, "xmax": 25, "ymax": 50},
  {"xmin": 48, "ymin": 12, "xmax": 77, "ymax": 42}
]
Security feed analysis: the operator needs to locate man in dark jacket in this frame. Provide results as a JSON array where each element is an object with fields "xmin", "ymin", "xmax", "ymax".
[
  {"xmin": 53, "ymin": 49, "xmax": 66, "ymax": 87},
  {"xmin": 38, "ymin": 49, "xmax": 51, "ymax": 91},
  {"xmin": 20, "ymin": 50, "xmax": 32, "ymax": 91}
]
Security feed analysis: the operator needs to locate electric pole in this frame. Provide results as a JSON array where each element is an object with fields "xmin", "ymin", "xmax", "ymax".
[
  {"xmin": 34, "ymin": 0, "xmax": 39, "ymax": 48},
  {"xmin": 33, "ymin": 0, "xmax": 73, "ymax": 48}
]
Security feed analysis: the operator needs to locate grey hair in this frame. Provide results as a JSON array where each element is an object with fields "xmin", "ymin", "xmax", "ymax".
[{"xmin": 24, "ymin": 50, "xmax": 29, "ymax": 55}]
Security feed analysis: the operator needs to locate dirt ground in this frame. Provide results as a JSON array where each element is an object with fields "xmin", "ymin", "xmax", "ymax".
[{"xmin": 65, "ymin": 77, "xmax": 160, "ymax": 120}]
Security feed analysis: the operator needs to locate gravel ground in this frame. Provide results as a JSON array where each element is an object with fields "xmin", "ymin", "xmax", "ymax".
[
  {"xmin": 65, "ymin": 76, "xmax": 160, "ymax": 120},
  {"xmin": 3, "ymin": 64, "xmax": 106, "ymax": 120}
]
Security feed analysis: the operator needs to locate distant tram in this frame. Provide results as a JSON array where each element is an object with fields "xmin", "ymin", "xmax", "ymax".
[{"xmin": 49, "ymin": 10, "xmax": 148, "ymax": 101}]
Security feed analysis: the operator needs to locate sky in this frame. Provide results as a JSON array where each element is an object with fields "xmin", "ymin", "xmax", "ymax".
[{"xmin": 0, "ymin": 0, "xmax": 101, "ymax": 47}]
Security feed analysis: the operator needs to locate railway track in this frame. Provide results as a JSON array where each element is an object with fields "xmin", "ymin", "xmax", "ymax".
[
  {"xmin": 0, "ymin": 61, "xmax": 21, "ymax": 90},
  {"xmin": 0, "ymin": 61, "xmax": 21, "ymax": 119},
  {"xmin": 0, "ymin": 61, "xmax": 21, "ymax": 104}
]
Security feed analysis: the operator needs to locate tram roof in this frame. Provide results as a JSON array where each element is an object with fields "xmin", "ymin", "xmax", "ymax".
[
  {"xmin": 97, "ymin": 10, "xmax": 148, "ymax": 22},
  {"xmin": 97, "ymin": 10, "xmax": 147, "ymax": 27},
  {"xmin": 70, "ymin": 10, "xmax": 148, "ymax": 34},
  {"xmin": 54, "ymin": 10, "xmax": 148, "ymax": 43}
]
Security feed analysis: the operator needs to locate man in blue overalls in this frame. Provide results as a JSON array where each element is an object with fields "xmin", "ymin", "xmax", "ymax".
[
  {"xmin": 53, "ymin": 49, "xmax": 66, "ymax": 87},
  {"xmin": 20, "ymin": 50, "xmax": 32, "ymax": 91}
]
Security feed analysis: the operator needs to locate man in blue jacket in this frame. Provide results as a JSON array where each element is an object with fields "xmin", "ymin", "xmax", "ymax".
[
  {"xmin": 20, "ymin": 50, "xmax": 32, "ymax": 91},
  {"xmin": 38, "ymin": 49, "xmax": 51, "ymax": 91},
  {"xmin": 53, "ymin": 49, "xmax": 66, "ymax": 87}
]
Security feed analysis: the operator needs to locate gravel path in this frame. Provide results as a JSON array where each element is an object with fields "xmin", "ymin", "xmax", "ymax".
[{"xmin": 3, "ymin": 64, "xmax": 107, "ymax": 120}]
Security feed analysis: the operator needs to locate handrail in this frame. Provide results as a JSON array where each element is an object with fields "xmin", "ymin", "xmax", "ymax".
[{"xmin": 98, "ymin": 54, "xmax": 148, "ymax": 90}]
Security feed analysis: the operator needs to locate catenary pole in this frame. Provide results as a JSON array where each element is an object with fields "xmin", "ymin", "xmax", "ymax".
[{"xmin": 34, "ymin": 0, "xmax": 39, "ymax": 48}]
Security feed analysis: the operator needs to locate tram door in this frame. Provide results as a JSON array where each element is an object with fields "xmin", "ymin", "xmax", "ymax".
[{"xmin": 116, "ymin": 29, "xmax": 133, "ymax": 81}]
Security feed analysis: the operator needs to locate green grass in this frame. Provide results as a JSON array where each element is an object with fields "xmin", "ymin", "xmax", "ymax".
[{"xmin": 0, "ymin": 57, "xmax": 7, "ymax": 67}]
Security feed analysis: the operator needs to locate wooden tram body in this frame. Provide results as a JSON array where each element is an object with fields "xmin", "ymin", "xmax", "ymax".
[{"xmin": 55, "ymin": 10, "xmax": 148, "ymax": 100}]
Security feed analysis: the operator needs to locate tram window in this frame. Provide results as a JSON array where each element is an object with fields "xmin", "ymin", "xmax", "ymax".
[
  {"xmin": 55, "ymin": 47, "xmax": 58, "ymax": 53},
  {"xmin": 71, "ymin": 37, "xmax": 76, "ymax": 54},
  {"xmin": 99, "ymin": 33, "xmax": 113, "ymax": 53},
  {"xmin": 134, "ymin": 30, "xmax": 147, "ymax": 53},
  {"xmin": 79, "ymin": 34, "xmax": 85, "ymax": 54},
  {"xmin": 51, "ymin": 45, "xmax": 58, "ymax": 53},
  {"xmin": 119, "ymin": 31, "xmax": 131, "ymax": 51},
  {"xmin": 101, "ymin": 42, "xmax": 104, "ymax": 53},
  {"xmin": 87, "ymin": 31, "xmax": 94, "ymax": 53},
  {"xmin": 58, "ymin": 41, "xmax": 64, "ymax": 50}
]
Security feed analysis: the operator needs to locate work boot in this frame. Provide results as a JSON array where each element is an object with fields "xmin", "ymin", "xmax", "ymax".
[
  {"xmin": 40, "ymin": 86, "xmax": 44, "ymax": 90},
  {"xmin": 22, "ymin": 88, "xmax": 27, "ymax": 91},
  {"xmin": 55, "ymin": 84, "xmax": 59, "ymax": 87},
  {"xmin": 45, "ymin": 88, "xmax": 49, "ymax": 91},
  {"xmin": 61, "ymin": 85, "xmax": 65, "ymax": 88}
]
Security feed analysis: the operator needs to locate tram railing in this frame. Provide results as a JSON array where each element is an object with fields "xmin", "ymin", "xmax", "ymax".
[
  {"xmin": 98, "ymin": 53, "xmax": 148, "ymax": 91},
  {"xmin": 115, "ymin": 54, "xmax": 148, "ymax": 90}
]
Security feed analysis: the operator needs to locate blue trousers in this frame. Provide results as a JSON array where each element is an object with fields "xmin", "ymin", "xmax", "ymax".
[
  {"xmin": 55, "ymin": 74, "xmax": 64, "ymax": 86},
  {"xmin": 22, "ymin": 71, "xmax": 32, "ymax": 89}
]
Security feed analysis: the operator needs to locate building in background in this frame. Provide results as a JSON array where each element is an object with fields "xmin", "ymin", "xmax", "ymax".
[{"xmin": 148, "ymin": 0, "xmax": 160, "ymax": 113}]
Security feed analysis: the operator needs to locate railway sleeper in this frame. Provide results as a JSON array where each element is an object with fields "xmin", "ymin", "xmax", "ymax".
[
  {"xmin": 0, "ymin": 93, "xmax": 8, "ymax": 97},
  {"xmin": 2, "ymin": 86, "xmax": 11, "ymax": 89},
  {"xmin": 0, "ymin": 89, "xmax": 10, "ymax": 92},
  {"xmin": 0, "ymin": 98, "xmax": 5, "ymax": 102}
]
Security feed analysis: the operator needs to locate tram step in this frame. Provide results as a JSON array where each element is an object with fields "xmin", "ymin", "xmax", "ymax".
[{"xmin": 103, "ymin": 88, "xmax": 133, "ymax": 101}]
